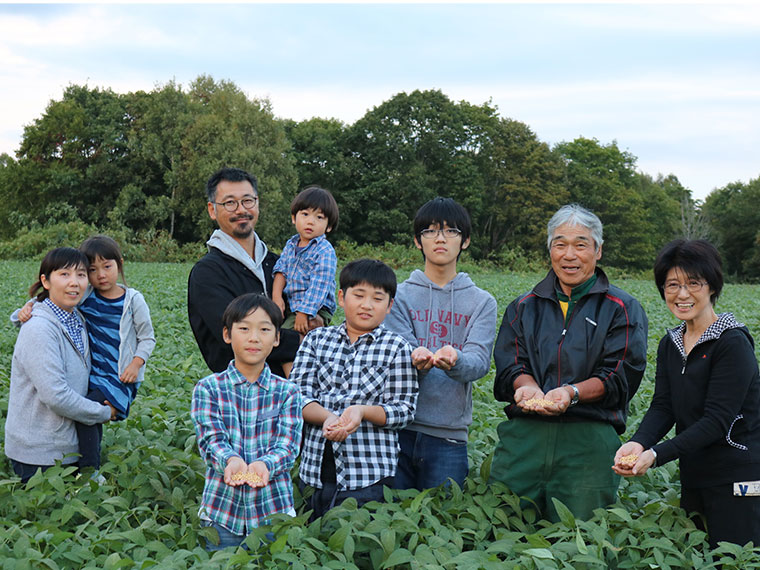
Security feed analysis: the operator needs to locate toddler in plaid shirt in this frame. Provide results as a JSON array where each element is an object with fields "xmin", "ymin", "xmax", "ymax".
[
  {"xmin": 290, "ymin": 259, "xmax": 418, "ymax": 519},
  {"xmin": 191, "ymin": 294, "xmax": 302, "ymax": 551},
  {"xmin": 272, "ymin": 186, "xmax": 339, "ymax": 377}
]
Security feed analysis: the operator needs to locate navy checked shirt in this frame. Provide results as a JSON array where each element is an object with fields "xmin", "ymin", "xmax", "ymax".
[
  {"xmin": 291, "ymin": 323, "xmax": 418, "ymax": 491},
  {"xmin": 191, "ymin": 362, "xmax": 303, "ymax": 534},
  {"xmin": 44, "ymin": 298, "xmax": 86, "ymax": 356},
  {"xmin": 272, "ymin": 233, "xmax": 337, "ymax": 317}
]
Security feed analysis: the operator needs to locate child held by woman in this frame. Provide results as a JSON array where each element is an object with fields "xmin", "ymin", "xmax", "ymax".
[{"xmin": 15, "ymin": 235, "xmax": 155, "ymax": 473}]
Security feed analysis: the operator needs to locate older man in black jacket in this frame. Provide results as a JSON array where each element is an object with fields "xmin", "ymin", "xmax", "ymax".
[
  {"xmin": 187, "ymin": 167, "xmax": 302, "ymax": 376},
  {"xmin": 490, "ymin": 204, "xmax": 648, "ymax": 522}
]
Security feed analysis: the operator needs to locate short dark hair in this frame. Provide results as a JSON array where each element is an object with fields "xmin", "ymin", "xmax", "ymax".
[
  {"xmin": 413, "ymin": 197, "xmax": 472, "ymax": 258},
  {"xmin": 291, "ymin": 186, "xmax": 339, "ymax": 232},
  {"xmin": 654, "ymin": 239, "xmax": 723, "ymax": 305},
  {"xmin": 206, "ymin": 167, "xmax": 258, "ymax": 202},
  {"xmin": 80, "ymin": 234, "xmax": 126, "ymax": 285},
  {"xmin": 339, "ymin": 259, "xmax": 397, "ymax": 299},
  {"xmin": 29, "ymin": 247, "xmax": 89, "ymax": 301},
  {"xmin": 222, "ymin": 293, "xmax": 283, "ymax": 333}
]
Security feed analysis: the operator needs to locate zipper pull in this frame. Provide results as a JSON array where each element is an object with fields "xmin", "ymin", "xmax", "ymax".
[
  {"xmin": 681, "ymin": 363, "xmax": 686, "ymax": 374},
  {"xmin": 558, "ymin": 329, "xmax": 567, "ymax": 344}
]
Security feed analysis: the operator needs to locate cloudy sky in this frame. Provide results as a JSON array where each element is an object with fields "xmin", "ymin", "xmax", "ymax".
[{"xmin": 1, "ymin": 2, "xmax": 758, "ymax": 200}]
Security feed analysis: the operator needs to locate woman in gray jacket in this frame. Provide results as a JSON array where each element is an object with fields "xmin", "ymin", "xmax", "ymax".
[{"xmin": 4, "ymin": 248, "xmax": 115, "ymax": 483}]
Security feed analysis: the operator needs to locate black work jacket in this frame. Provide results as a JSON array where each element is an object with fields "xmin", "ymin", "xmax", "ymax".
[
  {"xmin": 493, "ymin": 268, "xmax": 648, "ymax": 434},
  {"xmin": 187, "ymin": 247, "xmax": 299, "ymax": 376}
]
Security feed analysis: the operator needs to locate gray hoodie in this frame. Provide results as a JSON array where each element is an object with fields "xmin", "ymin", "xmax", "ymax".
[
  {"xmin": 4, "ymin": 302, "xmax": 112, "ymax": 466},
  {"xmin": 206, "ymin": 229, "xmax": 269, "ymax": 294},
  {"xmin": 385, "ymin": 270, "xmax": 497, "ymax": 440}
]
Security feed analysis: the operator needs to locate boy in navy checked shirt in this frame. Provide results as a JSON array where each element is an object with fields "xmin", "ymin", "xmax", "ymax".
[
  {"xmin": 191, "ymin": 294, "xmax": 302, "ymax": 551},
  {"xmin": 290, "ymin": 259, "xmax": 418, "ymax": 519},
  {"xmin": 272, "ymin": 186, "xmax": 339, "ymax": 376}
]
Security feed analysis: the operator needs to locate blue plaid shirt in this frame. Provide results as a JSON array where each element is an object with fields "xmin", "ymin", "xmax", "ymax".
[
  {"xmin": 44, "ymin": 298, "xmax": 86, "ymax": 356},
  {"xmin": 191, "ymin": 362, "xmax": 303, "ymax": 535},
  {"xmin": 273, "ymin": 233, "xmax": 337, "ymax": 317},
  {"xmin": 291, "ymin": 323, "xmax": 418, "ymax": 491}
]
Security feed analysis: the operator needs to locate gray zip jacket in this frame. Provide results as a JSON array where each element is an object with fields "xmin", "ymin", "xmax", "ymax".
[
  {"xmin": 385, "ymin": 270, "xmax": 497, "ymax": 441},
  {"xmin": 4, "ymin": 302, "xmax": 112, "ymax": 466}
]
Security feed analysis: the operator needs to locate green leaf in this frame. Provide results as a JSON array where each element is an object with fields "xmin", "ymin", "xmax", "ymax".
[
  {"xmin": 523, "ymin": 548, "xmax": 554, "ymax": 560},
  {"xmin": 409, "ymin": 487, "xmax": 431, "ymax": 512},
  {"xmin": 575, "ymin": 526, "xmax": 589, "ymax": 555},
  {"xmin": 343, "ymin": 534, "xmax": 355, "ymax": 560},
  {"xmin": 380, "ymin": 528, "xmax": 396, "ymax": 557},
  {"xmin": 327, "ymin": 524, "xmax": 350, "ymax": 552},
  {"xmin": 269, "ymin": 533, "xmax": 288, "ymax": 555},
  {"xmin": 552, "ymin": 497, "xmax": 576, "ymax": 528},
  {"xmin": 382, "ymin": 548, "xmax": 413, "ymax": 569}
]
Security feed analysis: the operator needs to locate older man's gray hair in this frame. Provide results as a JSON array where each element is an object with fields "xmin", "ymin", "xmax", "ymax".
[{"xmin": 546, "ymin": 204, "xmax": 603, "ymax": 251}]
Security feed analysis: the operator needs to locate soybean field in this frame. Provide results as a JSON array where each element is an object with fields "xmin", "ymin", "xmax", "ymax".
[{"xmin": 1, "ymin": 261, "xmax": 760, "ymax": 569}]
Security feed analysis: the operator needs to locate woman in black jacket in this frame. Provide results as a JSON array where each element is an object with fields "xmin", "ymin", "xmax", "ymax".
[{"xmin": 614, "ymin": 239, "xmax": 760, "ymax": 548}]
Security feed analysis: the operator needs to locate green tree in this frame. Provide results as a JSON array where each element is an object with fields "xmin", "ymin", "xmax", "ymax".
[
  {"xmin": 477, "ymin": 118, "xmax": 567, "ymax": 259},
  {"xmin": 554, "ymin": 137, "xmax": 653, "ymax": 270},
  {"xmin": 124, "ymin": 81, "xmax": 194, "ymax": 237},
  {"xmin": 632, "ymin": 173, "xmax": 685, "ymax": 256},
  {"xmin": 341, "ymin": 89, "xmax": 495, "ymax": 247},
  {"xmin": 282, "ymin": 117, "xmax": 350, "ymax": 190},
  {"xmin": 702, "ymin": 176, "xmax": 760, "ymax": 280},
  {"xmin": 13, "ymin": 85, "xmax": 132, "ymax": 227}
]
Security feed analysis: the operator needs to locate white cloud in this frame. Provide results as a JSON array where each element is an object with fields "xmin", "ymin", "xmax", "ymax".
[
  {"xmin": 0, "ymin": 6, "xmax": 177, "ymax": 50},
  {"xmin": 556, "ymin": 4, "xmax": 760, "ymax": 34}
]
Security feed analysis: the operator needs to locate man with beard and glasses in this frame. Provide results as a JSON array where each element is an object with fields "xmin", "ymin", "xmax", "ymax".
[{"xmin": 188, "ymin": 167, "xmax": 302, "ymax": 377}]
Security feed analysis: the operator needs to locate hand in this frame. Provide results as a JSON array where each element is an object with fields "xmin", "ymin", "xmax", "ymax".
[
  {"xmin": 514, "ymin": 385, "xmax": 549, "ymax": 413},
  {"xmin": 309, "ymin": 315, "xmax": 325, "ymax": 329},
  {"xmin": 411, "ymin": 347, "xmax": 435, "ymax": 371},
  {"xmin": 103, "ymin": 400, "xmax": 118, "ymax": 421},
  {"xmin": 539, "ymin": 386, "xmax": 573, "ymax": 416},
  {"xmin": 612, "ymin": 441, "xmax": 653, "ymax": 476},
  {"xmin": 18, "ymin": 301, "xmax": 35, "ymax": 323},
  {"xmin": 324, "ymin": 406, "xmax": 364, "ymax": 442},
  {"xmin": 120, "ymin": 360, "xmax": 142, "ymax": 384},
  {"xmin": 322, "ymin": 413, "xmax": 348, "ymax": 442},
  {"xmin": 432, "ymin": 346, "xmax": 458, "ymax": 371},
  {"xmin": 224, "ymin": 456, "xmax": 249, "ymax": 486},
  {"xmin": 294, "ymin": 312, "xmax": 310, "ymax": 335},
  {"xmin": 336, "ymin": 406, "xmax": 363, "ymax": 435},
  {"xmin": 246, "ymin": 460, "xmax": 270, "ymax": 488}
]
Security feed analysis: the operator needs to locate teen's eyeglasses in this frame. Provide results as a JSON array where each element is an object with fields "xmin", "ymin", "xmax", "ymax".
[
  {"xmin": 213, "ymin": 197, "xmax": 258, "ymax": 212},
  {"xmin": 662, "ymin": 280, "xmax": 707, "ymax": 294},
  {"xmin": 420, "ymin": 228, "xmax": 462, "ymax": 240}
]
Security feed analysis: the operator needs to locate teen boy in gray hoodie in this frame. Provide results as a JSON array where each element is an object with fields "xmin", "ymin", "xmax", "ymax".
[{"xmin": 385, "ymin": 198, "xmax": 497, "ymax": 490}]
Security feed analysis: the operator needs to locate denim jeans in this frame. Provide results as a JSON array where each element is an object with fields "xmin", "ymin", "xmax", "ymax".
[
  {"xmin": 393, "ymin": 429, "xmax": 469, "ymax": 491},
  {"xmin": 201, "ymin": 520, "xmax": 247, "ymax": 552},
  {"xmin": 200, "ymin": 520, "xmax": 276, "ymax": 552}
]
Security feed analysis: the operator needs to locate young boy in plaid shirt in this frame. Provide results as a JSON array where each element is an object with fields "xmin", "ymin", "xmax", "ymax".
[
  {"xmin": 290, "ymin": 259, "xmax": 418, "ymax": 519},
  {"xmin": 191, "ymin": 293, "xmax": 302, "ymax": 551},
  {"xmin": 272, "ymin": 186, "xmax": 339, "ymax": 376}
]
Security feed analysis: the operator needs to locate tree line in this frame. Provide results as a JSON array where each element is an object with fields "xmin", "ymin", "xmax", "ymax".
[{"xmin": 1, "ymin": 75, "xmax": 758, "ymax": 279}]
